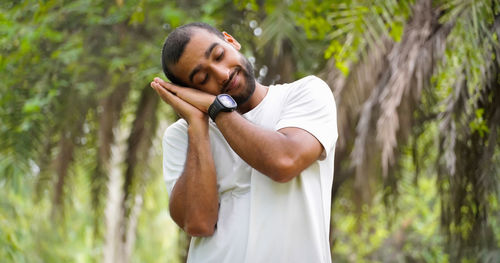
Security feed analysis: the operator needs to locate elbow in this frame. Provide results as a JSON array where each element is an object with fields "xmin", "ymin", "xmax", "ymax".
[
  {"xmin": 169, "ymin": 198, "xmax": 218, "ymax": 237},
  {"xmin": 269, "ymin": 156, "xmax": 300, "ymax": 183},
  {"xmin": 178, "ymin": 207, "xmax": 218, "ymax": 236},
  {"xmin": 272, "ymin": 174, "xmax": 297, "ymax": 183},
  {"xmin": 170, "ymin": 209, "xmax": 217, "ymax": 237},
  {"xmin": 184, "ymin": 220, "xmax": 216, "ymax": 237}
]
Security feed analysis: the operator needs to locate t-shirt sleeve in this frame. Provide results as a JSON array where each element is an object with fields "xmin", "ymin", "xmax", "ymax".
[
  {"xmin": 275, "ymin": 76, "xmax": 338, "ymax": 160},
  {"xmin": 162, "ymin": 120, "xmax": 188, "ymax": 196}
]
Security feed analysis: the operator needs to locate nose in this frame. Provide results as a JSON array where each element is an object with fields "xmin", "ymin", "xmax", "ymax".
[{"xmin": 211, "ymin": 64, "xmax": 230, "ymax": 86}]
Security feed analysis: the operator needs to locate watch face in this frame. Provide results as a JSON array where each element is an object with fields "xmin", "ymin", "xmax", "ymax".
[{"xmin": 219, "ymin": 94, "xmax": 237, "ymax": 108}]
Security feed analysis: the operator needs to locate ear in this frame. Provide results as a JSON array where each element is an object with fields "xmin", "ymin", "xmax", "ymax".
[{"xmin": 223, "ymin": 31, "xmax": 241, "ymax": 51}]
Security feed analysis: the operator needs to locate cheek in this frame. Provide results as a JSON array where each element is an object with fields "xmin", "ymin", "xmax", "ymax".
[
  {"xmin": 226, "ymin": 50, "xmax": 242, "ymax": 65},
  {"xmin": 204, "ymin": 79, "xmax": 221, "ymax": 94}
]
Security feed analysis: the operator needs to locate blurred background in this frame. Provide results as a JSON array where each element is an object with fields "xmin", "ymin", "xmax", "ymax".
[{"xmin": 1, "ymin": 0, "xmax": 499, "ymax": 262}]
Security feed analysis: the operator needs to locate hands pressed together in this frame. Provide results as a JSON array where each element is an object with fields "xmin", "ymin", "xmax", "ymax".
[{"xmin": 150, "ymin": 77, "xmax": 216, "ymax": 124}]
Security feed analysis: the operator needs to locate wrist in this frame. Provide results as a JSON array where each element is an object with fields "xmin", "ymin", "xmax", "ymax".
[
  {"xmin": 208, "ymin": 94, "xmax": 237, "ymax": 121},
  {"xmin": 188, "ymin": 117, "xmax": 209, "ymax": 134}
]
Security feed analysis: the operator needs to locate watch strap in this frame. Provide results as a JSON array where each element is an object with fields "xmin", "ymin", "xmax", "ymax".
[
  {"xmin": 208, "ymin": 94, "xmax": 236, "ymax": 121},
  {"xmin": 208, "ymin": 98, "xmax": 223, "ymax": 121}
]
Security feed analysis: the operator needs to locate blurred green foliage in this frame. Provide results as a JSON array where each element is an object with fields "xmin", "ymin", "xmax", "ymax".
[{"xmin": 1, "ymin": 0, "xmax": 499, "ymax": 262}]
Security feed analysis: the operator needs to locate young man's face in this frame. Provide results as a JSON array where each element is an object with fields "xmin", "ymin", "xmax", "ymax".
[{"xmin": 169, "ymin": 28, "xmax": 255, "ymax": 105}]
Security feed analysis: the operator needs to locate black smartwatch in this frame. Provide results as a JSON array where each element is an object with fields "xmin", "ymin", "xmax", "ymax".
[{"xmin": 208, "ymin": 94, "xmax": 237, "ymax": 121}]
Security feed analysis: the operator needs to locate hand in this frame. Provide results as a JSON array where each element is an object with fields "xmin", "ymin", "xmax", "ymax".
[
  {"xmin": 150, "ymin": 79, "xmax": 206, "ymax": 124},
  {"xmin": 153, "ymin": 77, "xmax": 216, "ymax": 113}
]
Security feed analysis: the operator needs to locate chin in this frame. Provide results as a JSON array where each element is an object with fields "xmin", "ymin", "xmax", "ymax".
[
  {"xmin": 232, "ymin": 56, "xmax": 256, "ymax": 105},
  {"xmin": 233, "ymin": 78, "xmax": 255, "ymax": 105}
]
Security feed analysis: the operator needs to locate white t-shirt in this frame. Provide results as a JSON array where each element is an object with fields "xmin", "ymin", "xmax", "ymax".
[{"xmin": 163, "ymin": 75, "xmax": 338, "ymax": 263}]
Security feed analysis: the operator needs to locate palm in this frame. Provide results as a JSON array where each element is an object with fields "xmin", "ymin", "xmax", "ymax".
[{"xmin": 151, "ymin": 80, "xmax": 206, "ymax": 123}]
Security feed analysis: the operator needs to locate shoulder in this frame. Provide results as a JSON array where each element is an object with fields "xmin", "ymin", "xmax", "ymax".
[
  {"xmin": 295, "ymin": 75, "xmax": 330, "ymax": 91},
  {"xmin": 163, "ymin": 119, "xmax": 188, "ymax": 143},
  {"xmin": 284, "ymin": 75, "xmax": 334, "ymax": 104},
  {"xmin": 283, "ymin": 75, "xmax": 332, "ymax": 97}
]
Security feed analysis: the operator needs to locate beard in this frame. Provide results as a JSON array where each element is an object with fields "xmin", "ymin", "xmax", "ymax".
[{"xmin": 232, "ymin": 54, "xmax": 256, "ymax": 105}]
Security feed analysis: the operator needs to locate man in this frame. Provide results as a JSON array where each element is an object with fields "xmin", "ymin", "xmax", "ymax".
[{"xmin": 150, "ymin": 22, "xmax": 337, "ymax": 263}]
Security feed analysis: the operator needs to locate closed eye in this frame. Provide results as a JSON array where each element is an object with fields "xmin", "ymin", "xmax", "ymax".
[
  {"xmin": 200, "ymin": 74, "xmax": 209, "ymax": 85},
  {"xmin": 198, "ymin": 49, "xmax": 223, "ymax": 85},
  {"xmin": 216, "ymin": 50, "xmax": 224, "ymax": 61}
]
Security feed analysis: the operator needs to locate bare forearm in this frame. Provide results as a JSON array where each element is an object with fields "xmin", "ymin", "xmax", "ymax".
[
  {"xmin": 169, "ymin": 122, "xmax": 219, "ymax": 236},
  {"xmin": 215, "ymin": 112, "xmax": 322, "ymax": 182},
  {"xmin": 151, "ymin": 78, "xmax": 322, "ymax": 183}
]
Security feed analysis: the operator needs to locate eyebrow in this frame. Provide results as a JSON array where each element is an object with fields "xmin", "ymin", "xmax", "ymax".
[{"xmin": 188, "ymin": 42, "xmax": 220, "ymax": 83}]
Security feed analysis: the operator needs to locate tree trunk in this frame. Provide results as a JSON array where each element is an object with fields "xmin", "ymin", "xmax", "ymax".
[
  {"xmin": 93, "ymin": 83, "xmax": 131, "ymax": 233},
  {"xmin": 103, "ymin": 137, "xmax": 126, "ymax": 263}
]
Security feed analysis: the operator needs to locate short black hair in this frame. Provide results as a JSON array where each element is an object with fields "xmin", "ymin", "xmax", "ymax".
[{"xmin": 161, "ymin": 22, "xmax": 225, "ymax": 86}]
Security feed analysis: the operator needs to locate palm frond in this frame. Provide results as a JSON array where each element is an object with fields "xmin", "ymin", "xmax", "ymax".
[{"xmin": 436, "ymin": 7, "xmax": 500, "ymax": 256}]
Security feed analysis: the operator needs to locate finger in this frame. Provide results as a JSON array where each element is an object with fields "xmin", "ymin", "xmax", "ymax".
[
  {"xmin": 175, "ymin": 88, "xmax": 215, "ymax": 112},
  {"xmin": 154, "ymin": 77, "xmax": 180, "ymax": 94},
  {"xmin": 152, "ymin": 77, "xmax": 205, "ymax": 100},
  {"xmin": 151, "ymin": 82, "xmax": 192, "ymax": 111},
  {"xmin": 151, "ymin": 82, "xmax": 177, "ymax": 104},
  {"xmin": 152, "ymin": 78, "xmax": 214, "ymax": 113},
  {"xmin": 152, "ymin": 82, "xmax": 184, "ymax": 119},
  {"xmin": 151, "ymin": 82, "xmax": 177, "ymax": 105}
]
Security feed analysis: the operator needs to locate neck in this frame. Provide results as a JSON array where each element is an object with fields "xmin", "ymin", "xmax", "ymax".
[{"xmin": 237, "ymin": 81, "xmax": 268, "ymax": 114}]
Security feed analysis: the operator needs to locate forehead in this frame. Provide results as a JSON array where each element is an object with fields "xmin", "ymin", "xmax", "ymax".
[{"xmin": 170, "ymin": 29, "xmax": 225, "ymax": 81}]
